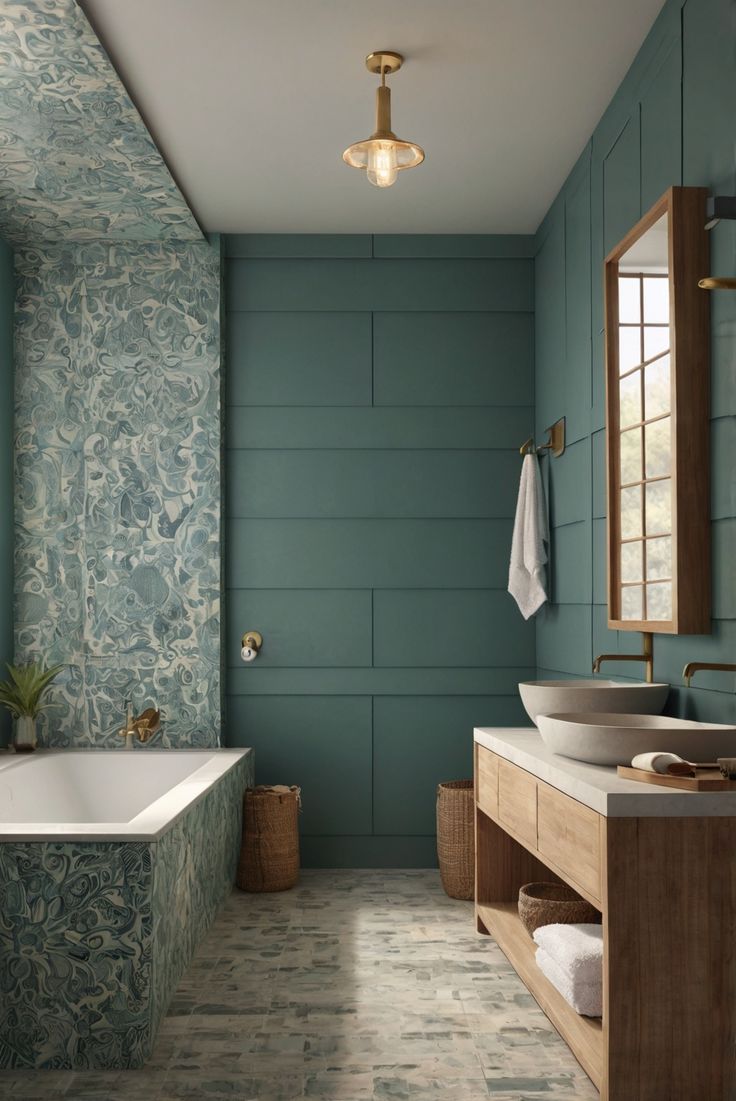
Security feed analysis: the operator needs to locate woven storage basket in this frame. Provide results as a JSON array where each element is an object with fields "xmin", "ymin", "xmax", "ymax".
[
  {"xmin": 518, "ymin": 881, "xmax": 600, "ymax": 937},
  {"xmin": 237, "ymin": 785, "xmax": 301, "ymax": 893},
  {"xmin": 436, "ymin": 780, "xmax": 475, "ymax": 900}
]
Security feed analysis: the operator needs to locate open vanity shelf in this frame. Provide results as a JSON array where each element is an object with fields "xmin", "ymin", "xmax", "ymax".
[
  {"xmin": 474, "ymin": 728, "xmax": 736, "ymax": 1101},
  {"xmin": 476, "ymin": 900, "xmax": 602, "ymax": 1085}
]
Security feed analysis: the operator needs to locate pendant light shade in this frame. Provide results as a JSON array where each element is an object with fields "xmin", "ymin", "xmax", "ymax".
[{"xmin": 343, "ymin": 52, "xmax": 424, "ymax": 188}]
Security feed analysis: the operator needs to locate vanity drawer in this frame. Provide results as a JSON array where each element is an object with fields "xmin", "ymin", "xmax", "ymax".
[
  {"xmin": 476, "ymin": 746, "xmax": 499, "ymax": 820},
  {"xmin": 537, "ymin": 782, "xmax": 601, "ymax": 902},
  {"xmin": 497, "ymin": 759, "xmax": 537, "ymax": 848}
]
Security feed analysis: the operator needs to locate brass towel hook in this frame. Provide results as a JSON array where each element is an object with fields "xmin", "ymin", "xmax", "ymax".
[
  {"xmin": 700, "ymin": 196, "xmax": 736, "ymax": 289},
  {"xmin": 520, "ymin": 417, "xmax": 565, "ymax": 458}
]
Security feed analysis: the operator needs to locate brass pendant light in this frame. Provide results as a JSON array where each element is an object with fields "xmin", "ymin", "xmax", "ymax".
[{"xmin": 343, "ymin": 51, "xmax": 424, "ymax": 188}]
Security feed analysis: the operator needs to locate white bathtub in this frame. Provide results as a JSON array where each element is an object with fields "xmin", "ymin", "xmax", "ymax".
[
  {"xmin": 0, "ymin": 745, "xmax": 254, "ymax": 1070},
  {"xmin": 0, "ymin": 748, "xmax": 250, "ymax": 840}
]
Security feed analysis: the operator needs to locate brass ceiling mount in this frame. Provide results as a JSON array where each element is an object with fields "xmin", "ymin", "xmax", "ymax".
[{"xmin": 365, "ymin": 51, "xmax": 404, "ymax": 75}]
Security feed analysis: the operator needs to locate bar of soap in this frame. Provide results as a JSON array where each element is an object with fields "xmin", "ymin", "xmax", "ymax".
[{"xmin": 631, "ymin": 751, "xmax": 686, "ymax": 775}]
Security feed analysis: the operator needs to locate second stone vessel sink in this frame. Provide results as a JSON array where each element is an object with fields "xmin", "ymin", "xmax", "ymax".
[
  {"xmin": 519, "ymin": 679, "xmax": 670, "ymax": 724},
  {"xmin": 536, "ymin": 712, "xmax": 736, "ymax": 767}
]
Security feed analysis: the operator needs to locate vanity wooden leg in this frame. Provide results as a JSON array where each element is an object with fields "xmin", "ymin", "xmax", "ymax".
[{"xmin": 603, "ymin": 817, "xmax": 736, "ymax": 1100}]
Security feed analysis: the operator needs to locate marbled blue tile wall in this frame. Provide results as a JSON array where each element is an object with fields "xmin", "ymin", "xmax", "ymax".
[
  {"xmin": 0, "ymin": 751, "xmax": 253, "ymax": 1069},
  {"xmin": 14, "ymin": 239, "xmax": 222, "ymax": 747},
  {"xmin": 0, "ymin": 241, "xmax": 13, "ymax": 748},
  {"xmin": 0, "ymin": 0, "xmax": 201, "ymax": 246},
  {"xmin": 0, "ymin": 1, "xmax": 223, "ymax": 746},
  {"xmin": 534, "ymin": 0, "xmax": 736, "ymax": 720}
]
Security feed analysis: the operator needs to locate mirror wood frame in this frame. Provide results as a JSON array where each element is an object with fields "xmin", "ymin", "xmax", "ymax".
[{"xmin": 604, "ymin": 186, "xmax": 711, "ymax": 635}]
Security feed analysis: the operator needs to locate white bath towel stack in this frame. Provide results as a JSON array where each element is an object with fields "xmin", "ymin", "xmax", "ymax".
[{"xmin": 533, "ymin": 923, "xmax": 603, "ymax": 1017}]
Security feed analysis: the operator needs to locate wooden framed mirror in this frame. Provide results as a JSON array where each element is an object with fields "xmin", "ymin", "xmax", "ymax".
[{"xmin": 604, "ymin": 186, "xmax": 710, "ymax": 634}]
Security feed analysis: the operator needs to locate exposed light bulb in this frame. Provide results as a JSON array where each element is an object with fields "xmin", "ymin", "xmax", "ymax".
[
  {"xmin": 343, "ymin": 53, "xmax": 424, "ymax": 189},
  {"xmin": 366, "ymin": 141, "xmax": 398, "ymax": 188}
]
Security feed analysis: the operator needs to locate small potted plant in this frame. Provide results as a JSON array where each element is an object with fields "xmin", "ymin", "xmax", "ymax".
[{"xmin": 0, "ymin": 662, "xmax": 64, "ymax": 752}]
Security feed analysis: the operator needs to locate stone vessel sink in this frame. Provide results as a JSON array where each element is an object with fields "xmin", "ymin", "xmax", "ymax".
[
  {"xmin": 519, "ymin": 679, "xmax": 670, "ymax": 724},
  {"xmin": 536, "ymin": 712, "xmax": 736, "ymax": 767}
]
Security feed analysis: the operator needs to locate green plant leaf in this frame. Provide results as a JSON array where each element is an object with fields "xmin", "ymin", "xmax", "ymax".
[{"xmin": 0, "ymin": 662, "xmax": 64, "ymax": 718}]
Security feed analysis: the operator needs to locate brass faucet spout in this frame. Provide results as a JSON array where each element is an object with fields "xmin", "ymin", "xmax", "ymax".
[
  {"xmin": 682, "ymin": 661, "xmax": 736, "ymax": 688},
  {"xmin": 592, "ymin": 632, "xmax": 654, "ymax": 683}
]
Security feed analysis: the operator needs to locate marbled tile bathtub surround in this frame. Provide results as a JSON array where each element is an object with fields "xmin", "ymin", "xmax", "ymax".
[
  {"xmin": 0, "ymin": 0, "xmax": 202, "ymax": 247},
  {"xmin": 1, "ymin": 871, "xmax": 597, "ymax": 1099},
  {"xmin": 14, "ymin": 238, "xmax": 222, "ymax": 747},
  {"xmin": 0, "ymin": 751, "xmax": 253, "ymax": 1069}
]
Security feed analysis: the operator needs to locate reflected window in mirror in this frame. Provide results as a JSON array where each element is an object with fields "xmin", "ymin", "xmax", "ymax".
[
  {"xmin": 604, "ymin": 187, "xmax": 710, "ymax": 635},
  {"xmin": 616, "ymin": 229, "xmax": 672, "ymax": 622}
]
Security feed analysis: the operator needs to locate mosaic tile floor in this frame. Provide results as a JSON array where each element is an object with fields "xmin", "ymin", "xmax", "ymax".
[{"xmin": 3, "ymin": 870, "xmax": 598, "ymax": 1100}]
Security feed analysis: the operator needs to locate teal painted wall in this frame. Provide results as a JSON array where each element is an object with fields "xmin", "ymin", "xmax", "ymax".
[
  {"xmin": 0, "ymin": 239, "xmax": 12, "ymax": 747},
  {"xmin": 224, "ymin": 234, "xmax": 536, "ymax": 867},
  {"xmin": 535, "ymin": 0, "xmax": 736, "ymax": 718}
]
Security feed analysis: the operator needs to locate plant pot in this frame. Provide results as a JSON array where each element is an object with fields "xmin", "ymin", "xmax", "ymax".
[{"xmin": 14, "ymin": 715, "xmax": 37, "ymax": 752}]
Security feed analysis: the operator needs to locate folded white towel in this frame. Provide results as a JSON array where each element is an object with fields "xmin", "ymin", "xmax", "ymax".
[
  {"xmin": 508, "ymin": 453, "xmax": 549, "ymax": 619},
  {"xmin": 533, "ymin": 923, "xmax": 603, "ymax": 987},
  {"xmin": 535, "ymin": 948, "xmax": 602, "ymax": 1017}
]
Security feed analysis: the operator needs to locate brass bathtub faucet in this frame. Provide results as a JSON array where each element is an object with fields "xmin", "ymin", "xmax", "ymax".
[
  {"xmin": 119, "ymin": 701, "xmax": 161, "ymax": 749},
  {"xmin": 592, "ymin": 632, "xmax": 654, "ymax": 684}
]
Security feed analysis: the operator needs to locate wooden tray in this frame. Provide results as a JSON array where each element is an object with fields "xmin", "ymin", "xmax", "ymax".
[{"xmin": 617, "ymin": 765, "xmax": 736, "ymax": 791}]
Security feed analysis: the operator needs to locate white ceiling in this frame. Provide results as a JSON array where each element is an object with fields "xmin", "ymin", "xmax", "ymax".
[{"xmin": 79, "ymin": 0, "xmax": 665, "ymax": 235}]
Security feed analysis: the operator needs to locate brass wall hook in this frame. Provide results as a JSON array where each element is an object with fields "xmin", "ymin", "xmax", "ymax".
[
  {"xmin": 700, "ymin": 196, "xmax": 736, "ymax": 288},
  {"xmin": 698, "ymin": 276, "xmax": 736, "ymax": 291},
  {"xmin": 520, "ymin": 417, "xmax": 566, "ymax": 458}
]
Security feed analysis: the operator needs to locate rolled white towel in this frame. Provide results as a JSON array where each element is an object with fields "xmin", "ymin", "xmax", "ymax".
[
  {"xmin": 631, "ymin": 751, "xmax": 686, "ymax": 774},
  {"xmin": 535, "ymin": 948, "xmax": 602, "ymax": 1017},
  {"xmin": 532, "ymin": 923, "xmax": 603, "ymax": 987}
]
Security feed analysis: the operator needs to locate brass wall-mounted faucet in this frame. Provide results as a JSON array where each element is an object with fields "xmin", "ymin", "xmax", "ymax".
[
  {"xmin": 593, "ymin": 632, "xmax": 654, "ymax": 684},
  {"xmin": 682, "ymin": 662, "xmax": 736, "ymax": 688},
  {"xmin": 118, "ymin": 701, "xmax": 161, "ymax": 750}
]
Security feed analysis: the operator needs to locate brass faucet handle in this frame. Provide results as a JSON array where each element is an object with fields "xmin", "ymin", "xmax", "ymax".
[
  {"xmin": 132, "ymin": 707, "xmax": 161, "ymax": 742},
  {"xmin": 135, "ymin": 707, "xmax": 160, "ymax": 731}
]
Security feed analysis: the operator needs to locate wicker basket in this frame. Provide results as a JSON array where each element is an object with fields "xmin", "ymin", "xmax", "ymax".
[
  {"xmin": 518, "ymin": 881, "xmax": 600, "ymax": 937},
  {"xmin": 436, "ymin": 780, "xmax": 475, "ymax": 900},
  {"xmin": 237, "ymin": 785, "xmax": 301, "ymax": 893}
]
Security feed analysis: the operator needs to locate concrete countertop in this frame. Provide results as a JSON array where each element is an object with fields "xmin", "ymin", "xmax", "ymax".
[{"xmin": 474, "ymin": 727, "xmax": 736, "ymax": 817}]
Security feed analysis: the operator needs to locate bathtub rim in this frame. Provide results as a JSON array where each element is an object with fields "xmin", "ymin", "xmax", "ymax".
[{"xmin": 0, "ymin": 748, "xmax": 252, "ymax": 841}]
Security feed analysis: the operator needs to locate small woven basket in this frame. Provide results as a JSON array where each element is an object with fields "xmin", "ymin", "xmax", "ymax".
[
  {"xmin": 436, "ymin": 780, "xmax": 475, "ymax": 900},
  {"xmin": 237, "ymin": 785, "xmax": 301, "ymax": 893},
  {"xmin": 518, "ymin": 881, "xmax": 600, "ymax": 937}
]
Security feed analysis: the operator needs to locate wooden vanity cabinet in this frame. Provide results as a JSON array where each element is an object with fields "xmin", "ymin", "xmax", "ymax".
[{"xmin": 474, "ymin": 742, "xmax": 736, "ymax": 1100}]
